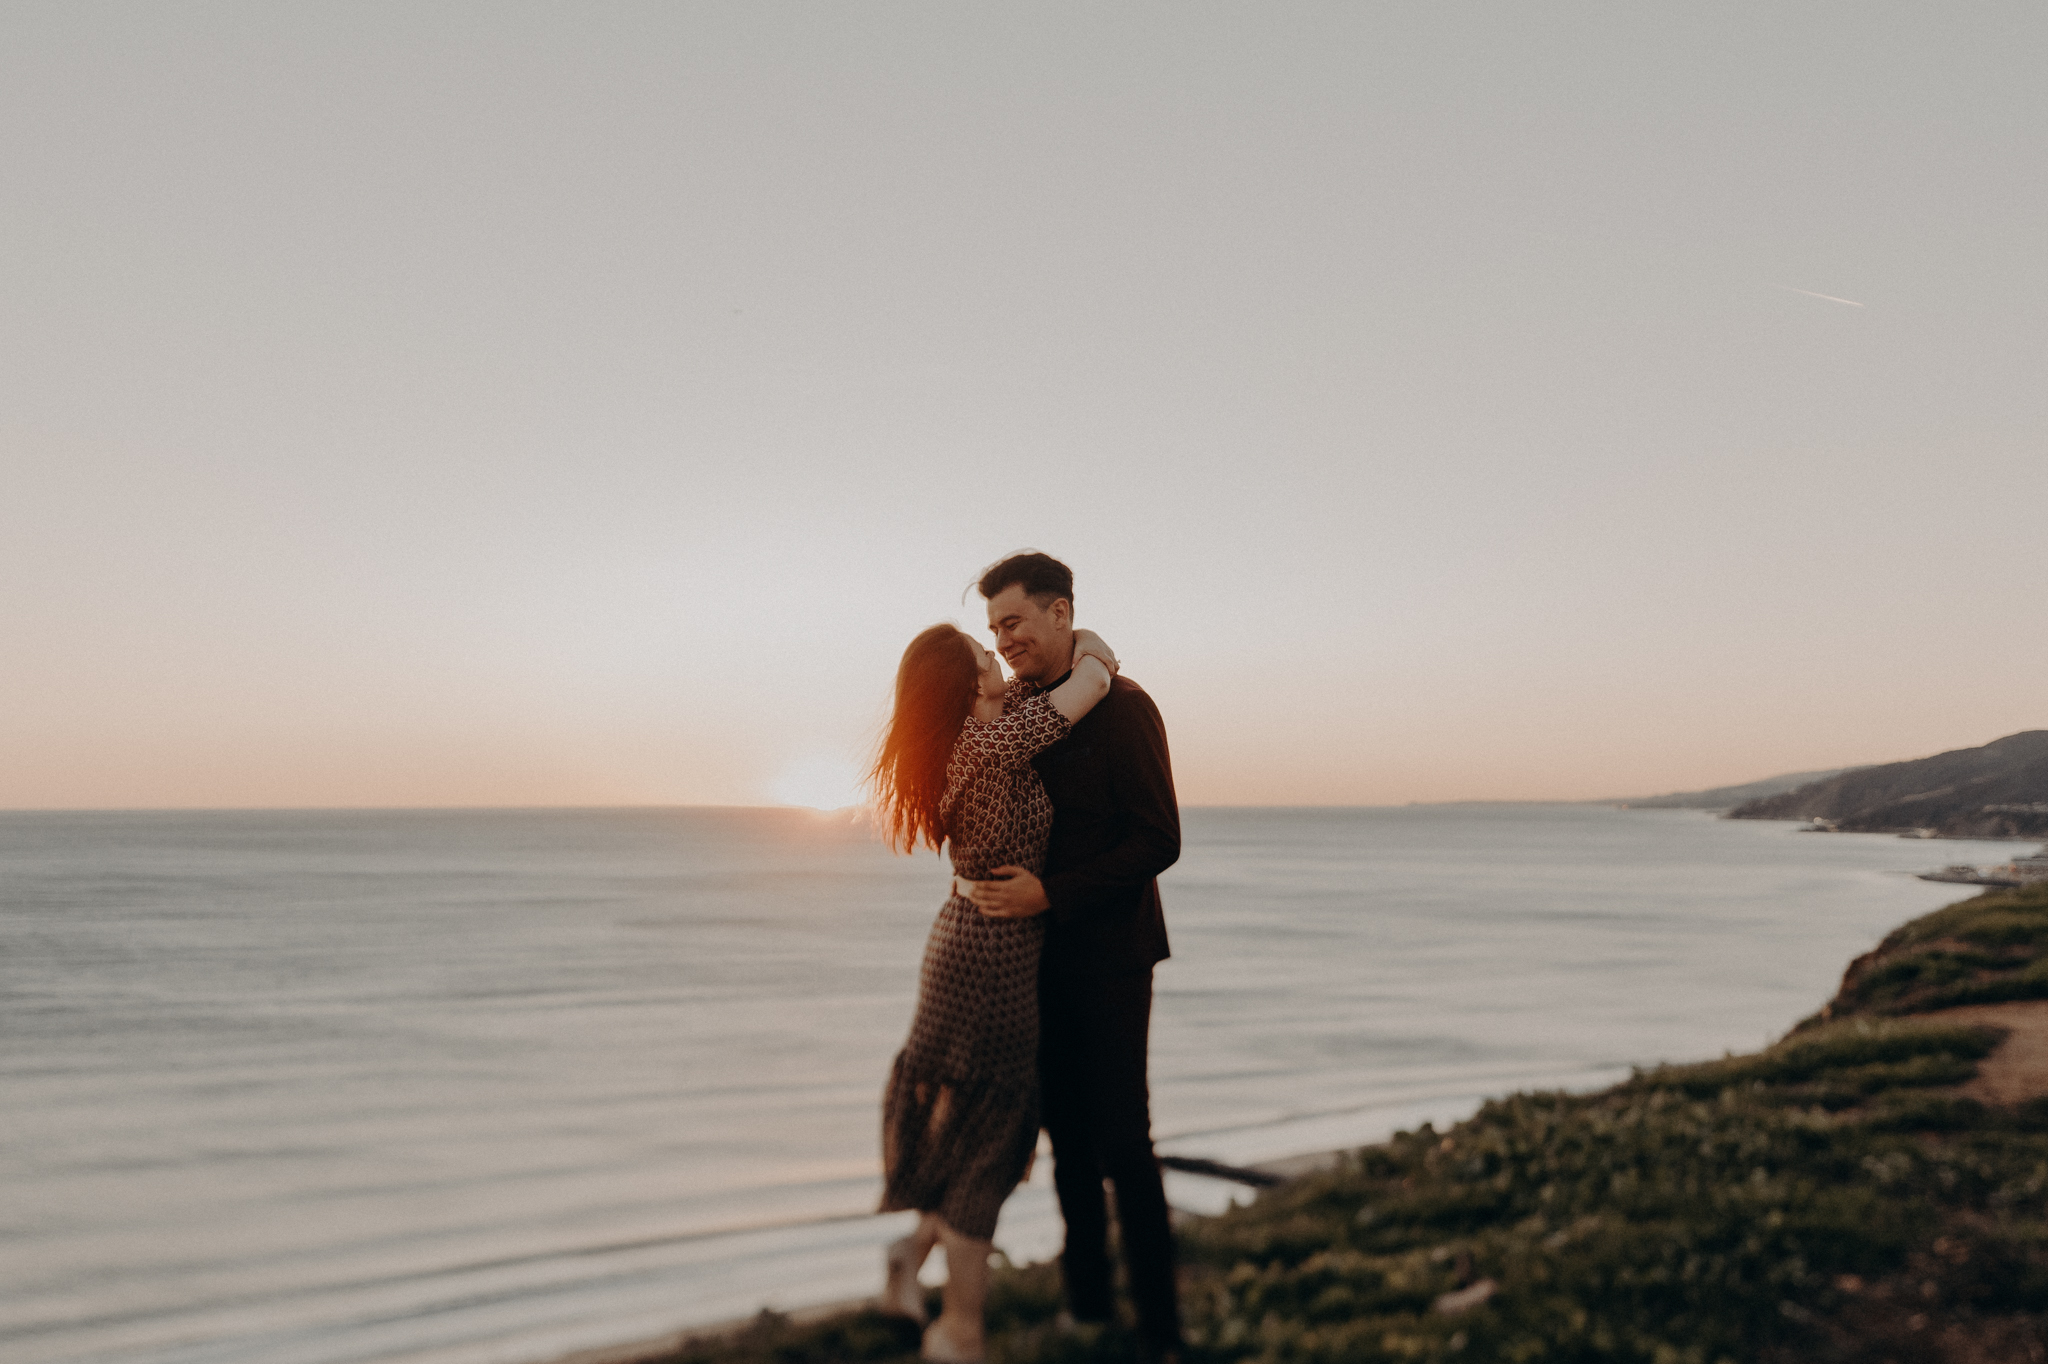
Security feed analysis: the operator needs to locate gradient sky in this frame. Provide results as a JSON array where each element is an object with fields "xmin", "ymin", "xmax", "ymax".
[{"xmin": 4, "ymin": 4, "xmax": 2044, "ymax": 810}]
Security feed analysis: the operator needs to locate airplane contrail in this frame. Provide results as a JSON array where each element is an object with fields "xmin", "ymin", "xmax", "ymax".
[{"xmin": 1773, "ymin": 284, "xmax": 1865, "ymax": 307}]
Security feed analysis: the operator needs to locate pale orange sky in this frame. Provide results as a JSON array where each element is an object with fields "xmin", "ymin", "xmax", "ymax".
[{"xmin": 4, "ymin": 5, "xmax": 2044, "ymax": 811}]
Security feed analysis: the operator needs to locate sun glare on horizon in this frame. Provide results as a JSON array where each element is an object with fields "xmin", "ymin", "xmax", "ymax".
[{"xmin": 770, "ymin": 754, "xmax": 866, "ymax": 811}]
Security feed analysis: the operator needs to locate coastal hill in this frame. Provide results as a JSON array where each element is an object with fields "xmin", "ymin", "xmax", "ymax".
[
  {"xmin": 1612, "ymin": 766, "xmax": 1860, "ymax": 810},
  {"xmin": 1727, "ymin": 730, "xmax": 2048, "ymax": 839}
]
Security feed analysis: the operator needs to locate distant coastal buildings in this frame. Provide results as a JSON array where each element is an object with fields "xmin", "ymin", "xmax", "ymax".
[{"xmin": 1915, "ymin": 847, "xmax": 2048, "ymax": 887}]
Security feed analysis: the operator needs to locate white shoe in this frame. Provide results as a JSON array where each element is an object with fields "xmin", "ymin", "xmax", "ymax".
[{"xmin": 881, "ymin": 1236, "xmax": 928, "ymax": 1324}]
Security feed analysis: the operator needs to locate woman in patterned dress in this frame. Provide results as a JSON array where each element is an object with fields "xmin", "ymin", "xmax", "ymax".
[{"xmin": 868, "ymin": 622, "xmax": 1119, "ymax": 1363}]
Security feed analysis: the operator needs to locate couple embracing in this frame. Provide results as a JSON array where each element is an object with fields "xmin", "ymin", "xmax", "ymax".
[{"xmin": 868, "ymin": 552, "xmax": 1182, "ymax": 1364}]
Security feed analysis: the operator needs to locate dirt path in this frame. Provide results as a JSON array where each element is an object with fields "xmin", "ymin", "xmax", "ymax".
[{"xmin": 1920, "ymin": 1000, "xmax": 2048, "ymax": 1106}]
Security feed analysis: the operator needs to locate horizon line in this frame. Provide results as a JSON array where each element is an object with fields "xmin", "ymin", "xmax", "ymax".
[{"xmin": 0, "ymin": 799, "xmax": 1644, "ymax": 816}]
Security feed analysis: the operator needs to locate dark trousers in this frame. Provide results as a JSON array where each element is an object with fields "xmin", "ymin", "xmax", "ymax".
[{"xmin": 1039, "ymin": 965, "xmax": 1181, "ymax": 1353}]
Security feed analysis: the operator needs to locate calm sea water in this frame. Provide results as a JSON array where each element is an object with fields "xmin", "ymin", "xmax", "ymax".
[{"xmin": 0, "ymin": 806, "xmax": 2022, "ymax": 1364}]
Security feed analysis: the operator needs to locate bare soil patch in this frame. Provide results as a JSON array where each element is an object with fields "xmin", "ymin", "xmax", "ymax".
[{"xmin": 1921, "ymin": 999, "xmax": 2048, "ymax": 1106}]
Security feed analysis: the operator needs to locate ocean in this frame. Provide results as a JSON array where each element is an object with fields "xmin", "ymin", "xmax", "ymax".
[{"xmin": 1, "ymin": 805, "xmax": 2023, "ymax": 1364}]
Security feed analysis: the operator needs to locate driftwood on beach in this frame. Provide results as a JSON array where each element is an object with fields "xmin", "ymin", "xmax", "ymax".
[{"xmin": 1156, "ymin": 1154, "xmax": 1287, "ymax": 1188}]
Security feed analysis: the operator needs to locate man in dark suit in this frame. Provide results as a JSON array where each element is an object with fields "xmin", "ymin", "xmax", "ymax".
[{"xmin": 964, "ymin": 551, "xmax": 1182, "ymax": 1363}]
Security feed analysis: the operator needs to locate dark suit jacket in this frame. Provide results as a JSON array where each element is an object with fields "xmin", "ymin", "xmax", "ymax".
[{"xmin": 1031, "ymin": 673, "xmax": 1179, "ymax": 975}]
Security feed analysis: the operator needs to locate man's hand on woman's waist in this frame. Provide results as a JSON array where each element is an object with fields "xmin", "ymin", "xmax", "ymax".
[{"xmin": 961, "ymin": 866, "xmax": 1051, "ymax": 918}]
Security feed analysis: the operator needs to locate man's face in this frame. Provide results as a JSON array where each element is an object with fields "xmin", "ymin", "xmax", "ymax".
[{"xmin": 985, "ymin": 585, "xmax": 1072, "ymax": 685}]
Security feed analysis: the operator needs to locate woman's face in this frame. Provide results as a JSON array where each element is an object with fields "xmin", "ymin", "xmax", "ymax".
[{"xmin": 964, "ymin": 633, "xmax": 1006, "ymax": 699}]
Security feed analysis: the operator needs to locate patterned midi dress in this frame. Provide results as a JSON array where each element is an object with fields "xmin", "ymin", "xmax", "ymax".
[{"xmin": 878, "ymin": 687, "xmax": 1071, "ymax": 1240}]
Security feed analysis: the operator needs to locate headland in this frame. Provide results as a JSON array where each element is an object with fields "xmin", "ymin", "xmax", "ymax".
[{"xmin": 1730, "ymin": 730, "xmax": 2048, "ymax": 841}]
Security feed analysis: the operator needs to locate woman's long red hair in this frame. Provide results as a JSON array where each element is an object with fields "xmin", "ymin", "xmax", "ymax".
[{"xmin": 870, "ymin": 625, "xmax": 978, "ymax": 853}]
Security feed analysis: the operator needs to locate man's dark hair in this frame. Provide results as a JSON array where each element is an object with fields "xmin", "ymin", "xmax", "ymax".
[{"xmin": 977, "ymin": 551, "xmax": 1074, "ymax": 607}]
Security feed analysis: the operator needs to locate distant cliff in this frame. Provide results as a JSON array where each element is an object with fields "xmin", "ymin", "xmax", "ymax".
[
  {"xmin": 1617, "ymin": 767, "xmax": 1859, "ymax": 810},
  {"xmin": 1728, "ymin": 730, "xmax": 2048, "ymax": 838}
]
